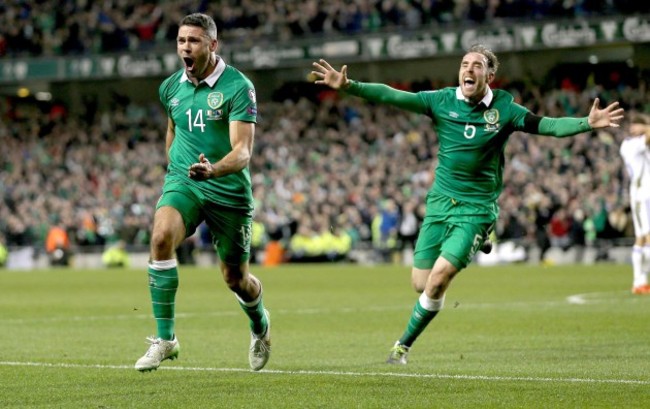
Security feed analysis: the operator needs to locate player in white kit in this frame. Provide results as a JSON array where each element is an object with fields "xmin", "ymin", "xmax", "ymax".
[{"xmin": 620, "ymin": 113, "xmax": 650, "ymax": 294}]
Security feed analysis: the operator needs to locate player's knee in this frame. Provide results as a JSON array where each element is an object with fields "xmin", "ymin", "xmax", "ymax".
[
  {"xmin": 150, "ymin": 229, "xmax": 176, "ymax": 258},
  {"xmin": 221, "ymin": 263, "xmax": 246, "ymax": 290},
  {"xmin": 225, "ymin": 278, "xmax": 243, "ymax": 292},
  {"xmin": 410, "ymin": 267, "xmax": 430, "ymax": 293},
  {"xmin": 411, "ymin": 280, "xmax": 426, "ymax": 293}
]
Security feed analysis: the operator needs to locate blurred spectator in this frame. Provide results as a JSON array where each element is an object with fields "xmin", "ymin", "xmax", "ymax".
[
  {"xmin": 176, "ymin": 236, "xmax": 197, "ymax": 266},
  {"xmin": 0, "ymin": 63, "xmax": 647, "ymax": 264},
  {"xmin": 0, "ymin": 0, "xmax": 646, "ymax": 57},
  {"xmin": 45, "ymin": 223, "xmax": 71, "ymax": 266},
  {"xmin": 0, "ymin": 234, "xmax": 7, "ymax": 267},
  {"xmin": 570, "ymin": 208, "xmax": 588, "ymax": 263},
  {"xmin": 397, "ymin": 198, "xmax": 421, "ymax": 265},
  {"xmin": 250, "ymin": 217, "xmax": 268, "ymax": 264},
  {"xmin": 533, "ymin": 195, "xmax": 554, "ymax": 263},
  {"xmin": 378, "ymin": 199, "xmax": 400, "ymax": 262},
  {"xmin": 548, "ymin": 208, "xmax": 571, "ymax": 250},
  {"xmin": 102, "ymin": 240, "xmax": 130, "ymax": 268}
]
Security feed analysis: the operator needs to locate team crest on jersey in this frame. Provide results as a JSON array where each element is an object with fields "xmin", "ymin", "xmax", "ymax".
[
  {"xmin": 207, "ymin": 92, "xmax": 224, "ymax": 109},
  {"xmin": 484, "ymin": 109, "xmax": 499, "ymax": 124}
]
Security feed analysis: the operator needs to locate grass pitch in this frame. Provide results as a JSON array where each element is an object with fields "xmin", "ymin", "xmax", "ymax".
[{"xmin": 1, "ymin": 263, "xmax": 648, "ymax": 408}]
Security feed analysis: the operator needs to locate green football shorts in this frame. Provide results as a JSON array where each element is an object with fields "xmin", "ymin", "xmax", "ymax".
[
  {"xmin": 157, "ymin": 181, "xmax": 253, "ymax": 264},
  {"xmin": 413, "ymin": 192, "xmax": 497, "ymax": 271}
]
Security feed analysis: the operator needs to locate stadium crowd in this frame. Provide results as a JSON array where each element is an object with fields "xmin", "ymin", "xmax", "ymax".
[
  {"xmin": 1, "ymin": 67, "xmax": 646, "ymax": 263},
  {"xmin": 1, "ymin": 0, "xmax": 648, "ymax": 57}
]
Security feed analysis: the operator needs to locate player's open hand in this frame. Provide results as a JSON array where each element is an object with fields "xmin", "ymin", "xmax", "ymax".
[
  {"xmin": 588, "ymin": 98, "xmax": 624, "ymax": 129},
  {"xmin": 312, "ymin": 59, "xmax": 349, "ymax": 90},
  {"xmin": 188, "ymin": 153, "xmax": 213, "ymax": 180}
]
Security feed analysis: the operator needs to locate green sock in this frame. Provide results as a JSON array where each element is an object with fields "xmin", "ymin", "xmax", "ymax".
[
  {"xmin": 148, "ymin": 263, "xmax": 179, "ymax": 340},
  {"xmin": 399, "ymin": 297, "xmax": 441, "ymax": 347},
  {"xmin": 238, "ymin": 291, "xmax": 267, "ymax": 336}
]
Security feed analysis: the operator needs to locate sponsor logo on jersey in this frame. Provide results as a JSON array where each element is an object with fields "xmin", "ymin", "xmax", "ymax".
[
  {"xmin": 449, "ymin": 111, "xmax": 459, "ymax": 118},
  {"xmin": 170, "ymin": 98, "xmax": 180, "ymax": 107},
  {"xmin": 206, "ymin": 109, "xmax": 223, "ymax": 120},
  {"xmin": 207, "ymin": 92, "xmax": 224, "ymax": 109},
  {"xmin": 248, "ymin": 89, "xmax": 256, "ymax": 104},
  {"xmin": 247, "ymin": 106, "xmax": 257, "ymax": 116}
]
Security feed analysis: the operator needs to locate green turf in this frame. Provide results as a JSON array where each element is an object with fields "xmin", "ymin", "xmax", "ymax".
[{"xmin": 1, "ymin": 263, "xmax": 648, "ymax": 408}]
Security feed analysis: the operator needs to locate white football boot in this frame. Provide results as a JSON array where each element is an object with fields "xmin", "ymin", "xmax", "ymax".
[
  {"xmin": 249, "ymin": 309, "xmax": 271, "ymax": 371},
  {"xmin": 135, "ymin": 335, "xmax": 180, "ymax": 372},
  {"xmin": 386, "ymin": 341, "xmax": 410, "ymax": 365}
]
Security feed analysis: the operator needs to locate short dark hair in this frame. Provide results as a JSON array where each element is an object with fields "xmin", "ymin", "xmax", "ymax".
[
  {"xmin": 467, "ymin": 44, "xmax": 499, "ymax": 75},
  {"xmin": 179, "ymin": 13, "xmax": 217, "ymax": 40}
]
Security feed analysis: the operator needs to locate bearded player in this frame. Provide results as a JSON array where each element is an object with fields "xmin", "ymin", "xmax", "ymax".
[{"xmin": 312, "ymin": 45, "xmax": 624, "ymax": 364}]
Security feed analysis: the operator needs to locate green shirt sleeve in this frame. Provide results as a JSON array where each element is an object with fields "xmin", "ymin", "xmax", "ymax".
[
  {"xmin": 345, "ymin": 80, "xmax": 428, "ymax": 114},
  {"xmin": 538, "ymin": 116, "xmax": 592, "ymax": 137}
]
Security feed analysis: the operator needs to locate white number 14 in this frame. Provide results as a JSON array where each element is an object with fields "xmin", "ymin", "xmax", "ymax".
[{"xmin": 185, "ymin": 109, "xmax": 206, "ymax": 132}]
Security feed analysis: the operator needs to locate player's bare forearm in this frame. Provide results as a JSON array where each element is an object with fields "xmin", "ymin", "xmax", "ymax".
[
  {"xmin": 187, "ymin": 150, "xmax": 250, "ymax": 180},
  {"xmin": 212, "ymin": 145, "xmax": 251, "ymax": 177},
  {"xmin": 188, "ymin": 121, "xmax": 253, "ymax": 180}
]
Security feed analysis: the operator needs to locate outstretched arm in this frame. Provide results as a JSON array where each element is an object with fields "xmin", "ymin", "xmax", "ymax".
[
  {"xmin": 311, "ymin": 59, "xmax": 427, "ymax": 114},
  {"xmin": 524, "ymin": 98, "xmax": 624, "ymax": 137}
]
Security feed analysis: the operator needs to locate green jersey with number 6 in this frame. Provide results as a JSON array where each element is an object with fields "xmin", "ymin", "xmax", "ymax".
[
  {"xmin": 418, "ymin": 87, "xmax": 528, "ymax": 203},
  {"xmin": 159, "ymin": 59, "xmax": 257, "ymax": 210}
]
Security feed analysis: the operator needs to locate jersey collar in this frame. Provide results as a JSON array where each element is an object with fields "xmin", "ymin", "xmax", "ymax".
[
  {"xmin": 179, "ymin": 55, "xmax": 226, "ymax": 87},
  {"xmin": 455, "ymin": 86, "xmax": 493, "ymax": 107}
]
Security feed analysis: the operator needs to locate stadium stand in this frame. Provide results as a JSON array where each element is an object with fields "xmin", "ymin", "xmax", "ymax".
[
  {"xmin": 1, "ymin": 0, "xmax": 648, "ymax": 57},
  {"xmin": 1, "ymin": 2, "xmax": 649, "ymax": 267}
]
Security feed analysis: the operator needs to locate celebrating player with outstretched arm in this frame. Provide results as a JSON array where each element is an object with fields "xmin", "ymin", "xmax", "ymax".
[{"xmin": 312, "ymin": 45, "xmax": 624, "ymax": 364}]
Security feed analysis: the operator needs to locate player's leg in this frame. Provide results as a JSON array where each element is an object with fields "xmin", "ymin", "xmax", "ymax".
[
  {"xmin": 387, "ymin": 217, "xmax": 444, "ymax": 364},
  {"xmin": 210, "ymin": 206, "xmax": 270, "ymax": 370},
  {"xmin": 221, "ymin": 259, "xmax": 271, "ymax": 370},
  {"xmin": 640, "ymin": 198, "xmax": 650, "ymax": 292},
  {"xmin": 149, "ymin": 205, "xmax": 188, "ymax": 336},
  {"xmin": 631, "ymin": 200, "xmax": 650, "ymax": 294},
  {"xmin": 641, "ymin": 233, "xmax": 650, "ymax": 294},
  {"xmin": 135, "ymin": 188, "xmax": 198, "ymax": 372},
  {"xmin": 396, "ymin": 247, "xmax": 462, "ymax": 348},
  {"xmin": 388, "ymin": 219, "xmax": 489, "ymax": 364}
]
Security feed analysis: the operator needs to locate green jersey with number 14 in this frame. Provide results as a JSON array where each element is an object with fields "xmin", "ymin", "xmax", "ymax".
[{"xmin": 159, "ymin": 58, "xmax": 257, "ymax": 210}]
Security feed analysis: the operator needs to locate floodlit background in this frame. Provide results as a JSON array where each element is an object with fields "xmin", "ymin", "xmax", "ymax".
[
  {"xmin": 1, "ymin": 2, "xmax": 650, "ymax": 270},
  {"xmin": 1, "ymin": 2, "xmax": 650, "ymax": 407}
]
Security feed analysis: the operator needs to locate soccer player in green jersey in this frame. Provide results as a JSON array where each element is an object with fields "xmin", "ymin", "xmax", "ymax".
[
  {"xmin": 135, "ymin": 13, "xmax": 270, "ymax": 372},
  {"xmin": 311, "ymin": 45, "xmax": 624, "ymax": 364}
]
